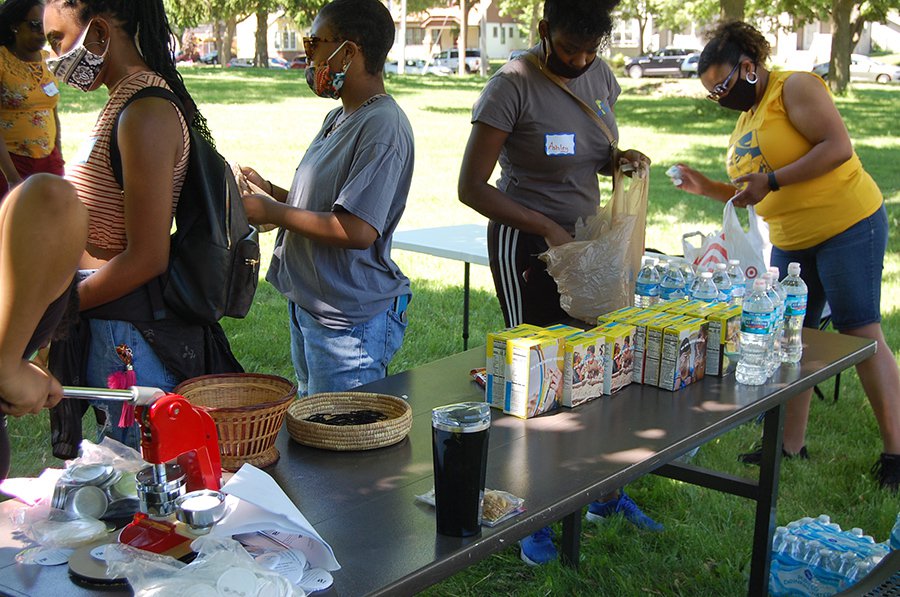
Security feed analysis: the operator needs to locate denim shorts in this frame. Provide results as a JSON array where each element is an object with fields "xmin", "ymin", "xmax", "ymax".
[
  {"xmin": 86, "ymin": 318, "xmax": 179, "ymax": 450},
  {"xmin": 770, "ymin": 203, "xmax": 887, "ymax": 332},
  {"xmin": 288, "ymin": 300, "xmax": 409, "ymax": 397}
]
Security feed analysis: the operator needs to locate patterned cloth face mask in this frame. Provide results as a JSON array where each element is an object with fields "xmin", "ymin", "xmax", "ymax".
[
  {"xmin": 47, "ymin": 20, "xmax": 107, "ymax": 92},
  {"xmin": 305, "ymin": 41, "xmax": 350, "ymax": 99}
]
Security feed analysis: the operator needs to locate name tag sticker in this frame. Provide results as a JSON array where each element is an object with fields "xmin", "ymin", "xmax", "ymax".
[
  {"xmin": 42, "ymin": 82, "xmax": 59, "ymax": 96},
  {"xmin": 545, "ymin": 133, "xmax": 575, "ymax": 156}
]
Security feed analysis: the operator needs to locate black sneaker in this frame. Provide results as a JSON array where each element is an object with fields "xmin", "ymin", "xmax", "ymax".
[
  {"xmin": 871, "ymin": 453, "xmax": 900, "ymax": 492},
  {"xmin": 738, "ymin": 445, "xmax": 809, "ymax": 465}
]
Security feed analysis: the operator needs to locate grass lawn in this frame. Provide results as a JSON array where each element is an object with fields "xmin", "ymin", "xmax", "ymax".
[{"xmin": 7, "ymin": 67, "xmax": 900, "ymax": 595}]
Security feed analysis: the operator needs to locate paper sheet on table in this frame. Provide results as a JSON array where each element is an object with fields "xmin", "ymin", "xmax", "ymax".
[{"xmin": 211, "ymin": 463, "xmax": 340, "ymax": 571}]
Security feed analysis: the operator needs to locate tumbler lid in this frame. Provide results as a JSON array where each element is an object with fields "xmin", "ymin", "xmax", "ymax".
[{"xmin": 432, "ymin": 402, "xmax": 491, "ymax": 433}]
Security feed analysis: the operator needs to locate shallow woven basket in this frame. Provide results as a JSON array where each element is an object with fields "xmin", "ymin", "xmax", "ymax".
[
  {"xmin": 173, "ymin": 373, "xmax": 297, "ymax": 471},
  {"xmin": 286, "ymin": 392, "xmax": 412, "ymax": 451}
]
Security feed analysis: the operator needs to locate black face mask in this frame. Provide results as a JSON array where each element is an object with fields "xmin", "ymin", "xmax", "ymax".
[
  {"xmin": 544, "ymin": 37, "xmax": 591, "ymax": 79},
  {"xmin": 718, "ymin": 77, "xmax": 757, "ymax": 112}
]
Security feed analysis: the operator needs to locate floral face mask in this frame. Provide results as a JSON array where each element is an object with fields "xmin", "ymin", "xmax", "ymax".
[
  {"xmin": 47, "ymin": 20, "xmax": 107, "ymax": 92},
  {"xmin": 305, "ymin": 41, "xmax": 350, "ymax": 99}
]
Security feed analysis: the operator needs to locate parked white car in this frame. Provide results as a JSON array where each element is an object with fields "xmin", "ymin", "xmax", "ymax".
[
  {"xmin": 812, "ymin": 54, "xmax": 900, "ymax": 84},
  {"xmin": 432, "ymin": 48, "xmax": 481, "ymax": 73}
]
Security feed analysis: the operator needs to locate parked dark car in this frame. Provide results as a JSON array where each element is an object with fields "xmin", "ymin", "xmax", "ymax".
[{"xmin": 625, "ymin": 47, "xmax": 698, "ymax": 78}]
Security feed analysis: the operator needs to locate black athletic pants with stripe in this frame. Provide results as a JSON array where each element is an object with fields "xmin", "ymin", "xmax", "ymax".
[{"xmin": 487, "ymin": 221, "xmax": 570, "ymax": 328}]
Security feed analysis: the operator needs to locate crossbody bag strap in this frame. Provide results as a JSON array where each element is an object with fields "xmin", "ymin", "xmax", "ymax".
[{"xmin": 522, "ymin": 51, "xmax": 618, "ymax": 153}]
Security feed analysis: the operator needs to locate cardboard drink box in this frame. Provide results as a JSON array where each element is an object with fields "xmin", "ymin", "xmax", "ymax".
[
  {"xmin": 659, "ymin": 316, "xmax": 709, "ymax": 391},
  {"xmin": 485, "ymin": 324, "xmax": 542, "ymax": 409},
  {"xmin": 562, "ymin": 330, "xmax": 605, "ymax": 407},
  {"xmin": 705, "ymin": 303, "xmax": 742, "ymax": 377},
  {"xmin": 665, "ymin": 299, "xmax": 710, "ymax": 316},
  {"xmin": 504, "ymin": 327, "xmax": 579, "ymax": 419},
  {"xmin": 624, "ymin": 311, "xmax": 671, "ymax": 385},
  {"xmin": 594, "ymin": 322, "xmax": 637, "ymax": 394},
  {"xmin": 643, "ymin": 314, "xmax": 681, "ymax": 387},
  {"xmin": 596, "ymin": 306, "xmax": 644, "ymax": 326}
]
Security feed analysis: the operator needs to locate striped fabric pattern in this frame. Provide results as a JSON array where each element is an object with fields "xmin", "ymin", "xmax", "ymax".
[{"xmin": 67, "ymin": 71, "xmax": 190, "ymax": 251}]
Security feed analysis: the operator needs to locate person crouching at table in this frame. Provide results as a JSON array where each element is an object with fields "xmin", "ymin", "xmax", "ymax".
[
  {"xmin": 240, "ymin": 0, "xmax": 413, "ymax": 398},
  {"xmin": 0, "ymin": 174, "xmax": 86, "ymax": 479}
]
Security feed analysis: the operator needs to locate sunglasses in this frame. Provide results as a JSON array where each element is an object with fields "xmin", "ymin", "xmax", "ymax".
[
  {"xmin": 706, "ymin": 61, "xmax": 741, "ymax": 102},
  {"xmin": 302, "ymin": 36, "xmax": 342, "ymax": 59},
  {"xmin": 22, "ymin": 19, "xmax": 43, "ymax": 33}
]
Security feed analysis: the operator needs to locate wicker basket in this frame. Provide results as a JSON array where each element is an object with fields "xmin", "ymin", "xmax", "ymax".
[
  {"xmin": 173, "ymin": 373, "xmax": 297, "ymax": 471},
  {"xmin": 286, "ymin": 392, "xmax": 412, "ymax": 451}
]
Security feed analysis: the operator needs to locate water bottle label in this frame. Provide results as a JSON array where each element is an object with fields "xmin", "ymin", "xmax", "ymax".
[
  {"xmin": 785, "ymin": 294, "xmax": 807, "ymax": 317},
  {"xmin": 659, "ymin": 285, "xmax": 680, "ymax": 300},
  {"xmin": 741, "ymin": 311, "xmax": 773, "ymax": 334},
  {"xmin": 636, "ymin": 282, "xmax": 659, "ymax": 297}
]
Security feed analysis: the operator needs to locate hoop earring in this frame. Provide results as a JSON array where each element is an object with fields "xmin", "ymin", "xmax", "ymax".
[{"xmin": 746, "ymin": 71, "xmax": 758, "ymax": 85}]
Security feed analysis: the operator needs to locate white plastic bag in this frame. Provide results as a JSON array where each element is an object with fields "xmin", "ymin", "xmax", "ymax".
[{"xmin": 682, "ymin": 199, "xmax": 770, "ymax": 281}]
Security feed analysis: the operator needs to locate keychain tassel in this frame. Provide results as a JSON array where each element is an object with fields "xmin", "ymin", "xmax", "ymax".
[{"xmin": 107, "ymin": 344, "xmax": 137, "ymax": 427}]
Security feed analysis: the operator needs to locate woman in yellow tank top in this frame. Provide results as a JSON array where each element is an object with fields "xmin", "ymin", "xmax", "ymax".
[
  {"xmin": 675, "ymin": 21, "xmax": 900, "ymax": 492},
  {"xmin": 0, "ymin": 0, "xmax": 64, "ymax": 197}
]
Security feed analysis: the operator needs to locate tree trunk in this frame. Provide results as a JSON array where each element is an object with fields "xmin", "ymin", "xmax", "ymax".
[
  {"xmin": 829, "ymin": 0, "xmax": 853, "ymax": 95},
  {"xmin": 214, "ymin": 20, "xmax": 224, "ymax": 65},
  {"xmin": 528, "ymin": 0, "xmax": 539, "ymax": 46},
  {"xmin": 255, "ymin": 8, "xmax": 268, "ymax": 68},
  {"xmin": 222, "ymin": 17, "xmax": 236, "ymax": 65},
  {"xmin": 638, "ymin": 17, "xmax": 646, "ymax": 54},
  {"xmin": 719, "ymin": 0, "xmax": 745, "ymax": 21},
  {"xmin": 459, "ymin": 0, "xmax": 468, "ymax": 75}
]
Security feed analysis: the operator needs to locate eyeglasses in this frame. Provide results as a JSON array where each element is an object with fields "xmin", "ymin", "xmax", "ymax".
[
  {"xmin": 23, "ymin": 19, "xmax": 43, "ymax": 33},
  {"xmin": 302, "ymin": 36, "xmax": 342, "ymax": 59},
  {"xmin": 706, "ymin": 61, "xmax": 741, "ymax": 102}
]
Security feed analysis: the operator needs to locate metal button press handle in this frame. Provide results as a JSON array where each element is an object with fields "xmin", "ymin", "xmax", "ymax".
[{"xmin": 63, "ymin": 386, "xmax": 166, "ymax": 406}]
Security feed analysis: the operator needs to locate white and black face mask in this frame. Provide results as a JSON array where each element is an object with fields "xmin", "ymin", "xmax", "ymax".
[{"xmin": 47, "ymin": 21, "xmax": 107, "ymax": 92}]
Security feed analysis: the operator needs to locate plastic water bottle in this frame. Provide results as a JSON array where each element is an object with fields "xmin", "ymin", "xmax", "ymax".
[
  {"xmin": 634, "ymin": 257, "xmax": 660, "ymax": 308},
  {"xmin": 727, "ymin": 259, "xmax": 746, "ymax": 306},
  {"xmin": 712, "ymin": 263, "xmax": 733, "ymax": 303},
  {"xmin": 764, "ymin": 270, "xmax": 786, "ymax": 378},
  {"xmin": 781, "ymin": 262, "xmax": 808, "ymax": 363},
  {"xmin": 659, "ymin": 260, "xmax": 686, "ymax": 300},
  {"xmin": 680, "ymin": 260, "xmax": 696, "ymax": 296},
  {"xmin": 736, "ymin": 279, "xmax": 775, "ymax": 385},
  {"xmin": 692, "ymin": 271, "xmax": 719, "ymax": 303}
]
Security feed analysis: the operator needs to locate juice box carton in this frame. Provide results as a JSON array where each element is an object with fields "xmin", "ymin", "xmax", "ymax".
[
  {"xmin": 485, "ymin": 324, "xmax": 542, "ymax": 409},
  {"xmin": 562, "ymin": 330, "xmax": 605, "ymax": 407},
  {"xmin": 504, "ymin": 328, "xmax": 579, "ymax": 419},
  {"xmin": 705, "ymin": 303, "xmax": 742, "ymax": 377},
  {"xmin": 594, "ymin": 321, "xmax": 637, "ymax": 394},
  {"xmin": 665, "ymin": 299, "xmax": 711, "ymax": 316},
  {"xmin": 659, "ymin": 316, "xmax": 709, "ymax": 391},
  {"xmin": 623, "ymin": 311, "xmax": 671, "ymax": 385},
  {"xmin": 596, "ymin": 306, "xmax": 644, "ymax": 326},
  {"xmin": 643, "ymin": 313, "xmax": 681, "ymax": 387}
]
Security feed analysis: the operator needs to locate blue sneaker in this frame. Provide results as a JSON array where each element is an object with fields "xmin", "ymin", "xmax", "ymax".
[
  {"xmin": 519, "ymin": 526, "xmax": 557, "ymax": 566},
  {"xmin": 585, "ymin": 492, "xmax": 664, "ymax": 532}
]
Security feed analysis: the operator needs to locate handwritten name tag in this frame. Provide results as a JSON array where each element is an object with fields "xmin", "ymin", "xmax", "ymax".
[{"xmin": 545, "ymin": 133, "xmax": 575, "ymax": 156}]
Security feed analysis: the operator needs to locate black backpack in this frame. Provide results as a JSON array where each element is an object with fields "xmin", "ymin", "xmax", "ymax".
[{"xmin": 110, "ymin": 86, "xmax": 260, "ymax": 324}]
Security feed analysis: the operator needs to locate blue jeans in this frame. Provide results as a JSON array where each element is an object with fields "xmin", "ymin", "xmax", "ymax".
[
  {"xmin": 288, "ymin": 300, "xmax": 408, "ymax": 397},
  {"xmin": 86, "ymin": 319, "xmax": 178, "ymax": 450},
  {"xmin": 771, "ymin": 204, "xmax": 887, "ymax": 332}
]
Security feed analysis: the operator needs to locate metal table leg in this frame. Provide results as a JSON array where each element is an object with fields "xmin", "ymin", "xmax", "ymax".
[
  {"xmin": 463, "ymin": 262, "xmax": 471, "ymax": 350},
  {"xmin": 748, "ymin": 404, "xmax": 785, "ymax": 596},
  {"xmin": 560, "ymin": 510, "xmax": 582, "ymax": 568}
]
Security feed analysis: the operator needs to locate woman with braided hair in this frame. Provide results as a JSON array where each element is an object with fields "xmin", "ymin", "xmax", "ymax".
[{"xmin": 43, "ymin": 0, "xmax": 241, "ymax": 454}]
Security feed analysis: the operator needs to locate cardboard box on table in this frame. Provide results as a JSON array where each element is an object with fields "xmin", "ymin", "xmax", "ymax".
[
  {"xmin": 562, "ymin": 330, "xmax": 605, "ymax": 407},
  {"xmin": 593, "ymin": 321, "xmax": 637, "ymax": 394},
  {"xmin": 703, "ymin": 303, "xmax": 742, "ymax": 377},
  {"xmin": 659, "ymin": 316, "xmax": 709, "ymax": 391},
  {"xmin": 504, "ymin": 325, "xmax": 580, "ymax": 419},
  {"xmin": 485, "ymin": 324, "xmax": 542, "ymax": 409},
  {"xmin": 643, "ymin": 314, "xmax": 682, "ymax": 387},
  {"xmin": 595, "ymin": 306, "xmax": 644, "ymax": 326}
]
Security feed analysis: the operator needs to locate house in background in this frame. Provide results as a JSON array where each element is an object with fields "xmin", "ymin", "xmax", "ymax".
[{"xmin": 390, "ymin": 2, "xmax": 529, "ymax": 61}]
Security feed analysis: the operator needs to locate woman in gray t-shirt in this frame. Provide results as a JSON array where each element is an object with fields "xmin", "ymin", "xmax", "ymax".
[{"xmin": 458, "ymin": 0, "xmax": 657, "ymax": 567}]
